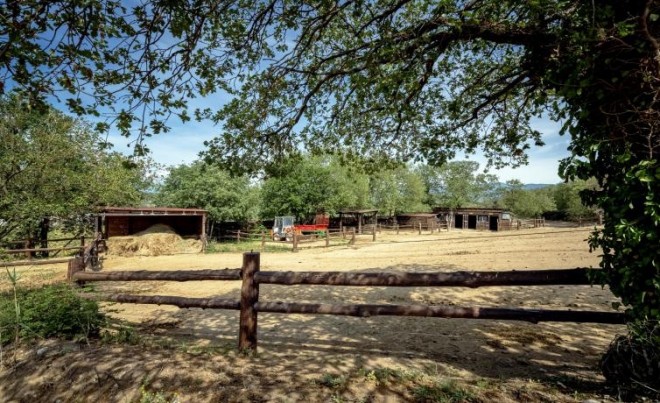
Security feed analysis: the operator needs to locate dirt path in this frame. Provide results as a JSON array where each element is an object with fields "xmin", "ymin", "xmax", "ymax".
[{"xmin": 1, "ymin": 227, "xmax": 625, "ymax": 402}]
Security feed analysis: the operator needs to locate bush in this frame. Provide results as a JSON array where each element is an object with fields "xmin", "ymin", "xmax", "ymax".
[
  {"xmin": 601, "ymin": 322, "xmax": 660, "ymax": 400},
  {"xmin": 0, "ymin": 283, "xmax": 105, "ymax": 345}
]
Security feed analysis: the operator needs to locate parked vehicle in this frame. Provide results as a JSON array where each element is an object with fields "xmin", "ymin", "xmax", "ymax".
[
  {"xmin": 272, "ymin": 216, "xmax": 296, "ymax": 241},
  {"xmin": 271, "ymin": 214, "xmax": 329, "ymax": 241}
]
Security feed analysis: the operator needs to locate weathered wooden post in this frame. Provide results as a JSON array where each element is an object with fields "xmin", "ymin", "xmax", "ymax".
[
  {"xmin": 25, "ymin": 238, "xmax": 34, "ymax": 260},
  {"xmin": 237, "ymin": 230, "xmax": 241, "ymax": 243},
  {"xmin": 67, "ymin": 256, "xmax": 86, "ymax": 286},
  {"xmin": 292, "ymin": 233, "xmax": 299, "ymax": 252},
  {"xmin": 396, "ymin": 224, "xmax": 399, "ymax": 235},
  {"xmin": 418, "ymin": 222, "xmax": 422, "ymax": 235},
  {"xmin": 239, "ymin": 252, "xmax": 260, "ymax": 352},
  {"xmin": 261, "ymin": 231, "xmax": 266, "ymax": 251},
  {"xmin": 325, "ymin": 230, "xmax": 330, "ymax": 247},
  {"xmin": 372, "ymin": 225, "xmax": 376, "ymax": 242},
  {"xmin": 350, "ymin": 228, "xmax": 356, "ymax": 245}
]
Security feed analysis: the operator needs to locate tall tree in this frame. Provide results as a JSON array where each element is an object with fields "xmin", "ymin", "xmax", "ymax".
[
  {"xmin": 259, "ymin": 155, "xmax": 369, "ymax": 222},
  {"xmin": 499, "ymin": 180, "xmax": 556, "ymax": 218},
  {"xmin": 418, "ymin": 161, "xmax": 499, "ymax": 208},
  {"xmin": 0, "ymin": 95, "xmax": 151, "ymax": 240},
  {"xmin": 553, "ymin": 179, "xmax": 599, "ymax": 221},
  {"xmin": 154, "ymin": 162, "xmax": 259, "ymax": 228},
  {"xmin": 369, "ymin": 166, "xmax": 429, "ymax": 216}
]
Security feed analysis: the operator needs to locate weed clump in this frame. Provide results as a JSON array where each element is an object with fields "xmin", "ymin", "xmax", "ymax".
[{"xmin": 0, "ymin": 283, "xmax": 105, "ymax": 345}]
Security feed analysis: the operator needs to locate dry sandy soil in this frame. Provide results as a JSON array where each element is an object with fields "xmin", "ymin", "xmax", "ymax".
[{"xmin": 0, "ymin": 226, "xmax": 627, "ymax": 402}]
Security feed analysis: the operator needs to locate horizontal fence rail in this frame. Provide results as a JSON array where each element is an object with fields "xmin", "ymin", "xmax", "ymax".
[
  {"xmin": 73, "ymin": 268, "xmax": 242, "ymax": 282},
  {"xmin": 70, "ymin": 252, "xmax": 627, "ymax": 352},
  {"xmin": 253, "ymin": 268, "xmax": 592, "ymax": 287}
]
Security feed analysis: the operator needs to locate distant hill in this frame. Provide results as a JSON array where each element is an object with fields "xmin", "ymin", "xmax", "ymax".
[{"xmin": 522, "ymin": 183, "xmax": 554, "ymax": 190}]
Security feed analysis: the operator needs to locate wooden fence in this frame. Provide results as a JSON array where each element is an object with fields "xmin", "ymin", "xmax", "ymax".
[
  {"xmin": 0, "ymin": 235, "xmax": 90, "ymax": 267},
  {"xmin": 218, "ymin": 228, "xmax": 362, "ymax": 252},
  {"xmin": 70, "ymin": 252, "xmax": 626, "ymax": 352}
]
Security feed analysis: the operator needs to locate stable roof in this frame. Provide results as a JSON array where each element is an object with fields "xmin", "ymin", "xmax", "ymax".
[{"xmin": 98, "ymin": 207, "xmax": 207, "ymax": 216}]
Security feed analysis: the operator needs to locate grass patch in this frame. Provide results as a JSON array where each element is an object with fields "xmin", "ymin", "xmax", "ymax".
[
  {"xmin": 205, "ymin": 240, "xmax": 291, "ymax": 254},
  {"xmin": 0, "ymin": 282, "xmax": 105, "ymax": 345},
  {"xmin": 316, "ymin": 373, "xmax": 348, "ymax": 389},
  {"xmin": 412, "ymin": 380, "xmax": 475, "ymax": 402}
]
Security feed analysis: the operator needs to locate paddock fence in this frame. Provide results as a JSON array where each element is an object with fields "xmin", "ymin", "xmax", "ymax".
[
  {"xmin": 217, "ymin": 228, "xmax": 366, "ymax": 252},
  {"xmin": 0, "ymin": 235, "xmax": 91, "ymax": 267},
  {"xmin": 70, "ymin": 252, "xmax": 626, "ymax": 352}
]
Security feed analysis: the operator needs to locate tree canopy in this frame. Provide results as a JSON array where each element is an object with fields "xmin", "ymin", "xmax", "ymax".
[
  {"xmin": 417, "ymin": 161, "xmax": 499, "ymax": 209},
  {"xmin": 369, "ymin": 165, "xmax": 429, "ymax": 216},
  {"xmin": 0, "ymin": 95, "xmax": 153, "ymax": 240},
  {"xmin": 154, "ymin": 162, "xmax": 259, "ymax": 225},
  {"xmin": 259, "ymin": 155, "xmax": 369, "ymax": 222}
]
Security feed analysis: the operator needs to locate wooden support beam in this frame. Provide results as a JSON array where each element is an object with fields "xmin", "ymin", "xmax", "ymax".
[
  {"xmin": 255, "ymin": 302, "xmax": 626, "ymax": 324},
  {"xmin": 72, "ymin": 268, "xmax": 242, "ymax": 282},
  {"xmin": 254, "ymin": 268, "xmax": 594, "ymax": 287}
]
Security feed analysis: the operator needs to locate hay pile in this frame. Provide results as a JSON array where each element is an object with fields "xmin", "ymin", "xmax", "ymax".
[{"xmin": 106, "ymin": 224, "xmax": 203, "ymax": 257}]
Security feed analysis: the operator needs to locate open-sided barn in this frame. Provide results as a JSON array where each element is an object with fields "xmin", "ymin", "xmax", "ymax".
[
  {"xmin": 96, "ymin": 207, "xmax": 208, "ymax": 241},
  {"xmin": 433, "ymin": 207, "xmax": 512, "ymax": 231}
]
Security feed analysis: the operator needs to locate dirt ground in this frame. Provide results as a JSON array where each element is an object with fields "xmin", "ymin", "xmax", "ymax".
[{"xmin": 0, "ymin": 226, "xmax": 626, "ymax": 402}]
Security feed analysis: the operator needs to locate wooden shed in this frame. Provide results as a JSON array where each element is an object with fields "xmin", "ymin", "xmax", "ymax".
[
  {"xmin": 96, "ymin": 207, "xmax": 208, "ymax": 241},
  {"xmin": 338, "ymin": 209, "xmax": 379, "ymax": 234},
  {"xmin": 433, "ymin": 207, "xmax": 512, "ymax": 231},
  {"xmin": 395, "ymin": 213, "xmax": 437, "ymax": 228}
]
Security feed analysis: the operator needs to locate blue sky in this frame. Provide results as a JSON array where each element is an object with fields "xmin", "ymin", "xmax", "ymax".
[{"xmin": 108, "ymin": 115, "xmax": 571, "ymax": 185}]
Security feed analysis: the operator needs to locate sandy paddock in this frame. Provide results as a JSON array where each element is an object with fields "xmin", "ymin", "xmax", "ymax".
[{"xmin": 0, "ymin": 226, "xmax": 625, "ymax": 402}]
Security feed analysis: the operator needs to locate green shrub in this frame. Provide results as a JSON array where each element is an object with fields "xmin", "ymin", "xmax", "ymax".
[{"xmin": 0, "ymin": 283, "xmax": 105, "ymax": 345}]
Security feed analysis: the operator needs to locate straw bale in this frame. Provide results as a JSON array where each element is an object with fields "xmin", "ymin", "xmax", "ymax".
[{"xmin": 106, "ymin": 224, "xmax": 203, "ymax": 257}]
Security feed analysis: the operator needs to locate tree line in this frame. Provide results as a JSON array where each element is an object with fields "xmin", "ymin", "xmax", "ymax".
[
  {"xmin": 0, "ymin": 95, "xmax": 596, "ymax": 243},
  {"xmin": 155, "ymin": 156, "xmax": 598, "ymax": 228}
]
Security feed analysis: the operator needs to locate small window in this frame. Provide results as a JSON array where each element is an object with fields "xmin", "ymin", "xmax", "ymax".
[{"xmin": 502, "ymin": 213, "xmax": 511, "ymax": 220}]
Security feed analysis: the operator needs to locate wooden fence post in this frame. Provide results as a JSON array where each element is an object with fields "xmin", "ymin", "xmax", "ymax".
[
  {"xmin": 67, "ymin": 256, "xmax": 86, "ymax": 286},
  {"xmin": 396, "ymin": 224, "xmax": 399, "ymax": 235},
  {"xmin": 350, "ymin": 228, "xmax": 356, "ymax": 245},
  {"xmin": 292, "ymin": 233, "xmax": 299, "ymax": 252},
  {"xmin": 261, "ymin": 231, "xmax": 266, "ymax": 251},
  {"xmin": 25, "ymin": 238, "xmax": 33, "ymax": 260},
  {"xmin": 325, "ymin": 230, "xmax": 330, "ymax": 247},
  {"xmin": 237, "ymin": 231, "xmax": 241, "ymax": 243},
  {"xmin": 239, "ymin": 252, "xmax": 260, "ymax": 352},
  {"xmin": 418, "ymin": 222, "xmax": 422, "ymax": 235},
  {"xmin": 372, "ymin": 226, "xmax": 376, "ymax": 242}
]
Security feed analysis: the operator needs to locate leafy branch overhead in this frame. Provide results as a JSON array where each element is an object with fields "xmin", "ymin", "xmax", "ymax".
[{"xmin": 2, "ymin": 1, "xmax": 577, "ymax": 170}]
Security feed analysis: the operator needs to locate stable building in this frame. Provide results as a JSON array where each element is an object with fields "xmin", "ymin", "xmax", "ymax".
[
  {"xmin": 337, "ymin": 209, "xmax": 379, "ymax": 234},
  {"xmin": 433, "ymin": 207, "xmax": 512, "ymax": 231},
  {"xmin": 95, "ymin": 207, "xmax": 208, "ymax": 241}
]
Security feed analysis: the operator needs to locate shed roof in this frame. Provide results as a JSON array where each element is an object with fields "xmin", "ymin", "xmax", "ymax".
[
  {"xmin": 338, "ymin": 209, "xmax": 379, "ymax": 214},
  {"xmin": 98, "ymin": 207, "xmax": 207, "ymax": 216}
]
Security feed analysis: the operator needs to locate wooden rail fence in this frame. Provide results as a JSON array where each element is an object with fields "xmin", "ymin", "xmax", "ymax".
[
  {"xmin": 219, "ymin": 228, "xmax": 358, "ymax": 252},
  {"xmin": 70, "ymin": 252, "xmax": 626, "ymax": 352}
]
